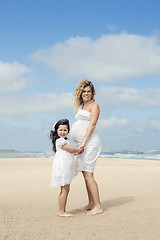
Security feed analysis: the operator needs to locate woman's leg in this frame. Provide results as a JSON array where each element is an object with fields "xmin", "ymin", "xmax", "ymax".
[
  {"xmin": 82, "ymin": 171, "xmax": 103, "ymax": 215},
  {"xmin": 57, "ymin": 184, "xmax": 74, "ymax": 217},
  {"xmin": 80, "ymin": 173, "xmax": 94, "ymax": 210}
]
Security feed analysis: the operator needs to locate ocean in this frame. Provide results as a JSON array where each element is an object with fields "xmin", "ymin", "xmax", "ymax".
[
  {"xmin": 0, "ymin": 149, "xmax": 160, "ymax": 161},
  {"xmin": 99, "ymin": 150, "xmax": 160, "ymax": 161}
]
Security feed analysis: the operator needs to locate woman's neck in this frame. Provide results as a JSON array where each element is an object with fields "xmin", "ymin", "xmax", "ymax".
[
  {"xmin": 82, "ymin": 99, "xmax": 94, "ymax": 108},
  {"xmin": 83, "ymin": 99, "xmax": 93, "ymax": 105}
]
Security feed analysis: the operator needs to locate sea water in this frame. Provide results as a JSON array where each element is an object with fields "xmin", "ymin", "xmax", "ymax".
[
  {"xmin": 0, "ymin": 149, "xmax": 160, "ymax": 161},
  {"xmin": 99, "ymin": 150, "xmax": 160, "ymax": 161}
]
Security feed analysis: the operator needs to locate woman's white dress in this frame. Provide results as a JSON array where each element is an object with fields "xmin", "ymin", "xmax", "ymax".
[
  {"xmin": 70, "ymin": 107, "xmax": 101, "ymax": 172},
  {"xmin": 50, "ymin": 138, "xmax": 77, "ymax": 187}
]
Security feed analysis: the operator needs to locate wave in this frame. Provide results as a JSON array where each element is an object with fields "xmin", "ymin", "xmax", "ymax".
[
  {"xmin": 99, "ymin": 150, "xmax": 160, "ymax": 161},
  {"xmin": 0, "ymin": 149, "xmax": 160, "ymax": 160}
]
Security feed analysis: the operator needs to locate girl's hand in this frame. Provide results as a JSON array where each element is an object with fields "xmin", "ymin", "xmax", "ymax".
[{"xmin": 74, "ymin": 147, "xmax": 84, "ymax": 155}]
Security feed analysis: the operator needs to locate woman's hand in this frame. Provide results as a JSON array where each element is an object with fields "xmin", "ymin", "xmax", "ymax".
[
  {"xmin": 79, "ymin": 142, "xmax": 85, "ymax": 149},
  {"xmin": 74, "ymin": 146, "xmax": 84, "ymax": 155},
  {"xmin": 74, "ymin": 143, "xmax": 84, "ymax": 155}
]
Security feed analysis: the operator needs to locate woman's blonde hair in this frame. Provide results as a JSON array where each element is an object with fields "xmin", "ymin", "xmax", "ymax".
[{"xmin": 74, "ymin": 79, "xmax": 96, "ymax": 110}]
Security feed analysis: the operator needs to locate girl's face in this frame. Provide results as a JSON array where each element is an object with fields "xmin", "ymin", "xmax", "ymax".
[
  {"xmin": 81, "ymin": 86, "xmax": 92, "ymax": 103},
  {"xmin": 57, "ymin": 125, "xmax": 68, "ymax": 138}
]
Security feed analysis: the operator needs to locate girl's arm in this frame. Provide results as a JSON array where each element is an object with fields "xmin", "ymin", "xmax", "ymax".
[
  {"xmin": 62, "ymin": 143, "xmax": 83, "ymax": 154},
  {"xmin": 79, "ymin": 102, "xmax": 100, "ymax": 148}
]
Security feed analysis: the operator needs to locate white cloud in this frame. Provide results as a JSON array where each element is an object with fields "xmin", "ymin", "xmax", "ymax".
[
  {"xmin": 0, "ymin": 92, "xmax": 73, "ymax": 116},
  {"xmin": 150, "ymin": 117, "xmax": 160, "ymax": 129},
  {"xmin": 99, "ymin": 116, "xmax": 130, "ymax": 129},
  {"xmin": 97, "ymin": 87, "xmax": 160, "ymax": 108},
  {"xmin": 0, "ymin": 61, "xmax": 30, "ymax": 93},
  {"xmin": 97, "ymin": 116, "xmax": 160, "ymax": 150},
  {"xmin": 30, "ymin": 33, "xmax": 160, "ymax": 82},
  {"xmin": 1, "ymin": 86, "xmax": 160, "ymax": 117}
]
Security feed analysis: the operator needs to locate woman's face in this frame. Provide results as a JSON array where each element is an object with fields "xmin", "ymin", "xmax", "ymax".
[
  {"xmin": 57, "ymin": 125, "xmax": 68, "ymax": 138},
  {"xmin": 81, "ymin": 86, "xmax": 92, "ymax": 103}
]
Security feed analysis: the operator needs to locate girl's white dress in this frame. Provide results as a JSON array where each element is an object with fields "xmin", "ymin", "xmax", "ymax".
[
  {"xmin": 50, "ymin": 138, "xmax": 77, "ymax": 187},
  {"xmin": 70, "ymin": 107, "xmax": 101, "ymax": 172}
]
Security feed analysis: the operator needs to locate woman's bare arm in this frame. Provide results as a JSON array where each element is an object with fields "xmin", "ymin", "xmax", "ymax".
[{"xmin": 79, "ymin": 102, "xmax": 100, "ymax": 148}]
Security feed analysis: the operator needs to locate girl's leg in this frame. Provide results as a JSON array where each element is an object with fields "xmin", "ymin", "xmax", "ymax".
[
  {"xmin": 82, "ymin": 171, "xmax": 103, "ymax": 215},
  {"xmin": 57, "ymin": 184, "xmax": 74, "ymax": 217}
]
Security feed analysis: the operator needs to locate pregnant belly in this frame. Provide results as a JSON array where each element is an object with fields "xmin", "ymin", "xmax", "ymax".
[
  {"xmin": 71, "ymin": 120, "xmax": 101, "ymax": 147},
  {"xmin": 70, "ymin": 120, "xmax": 89, "ymax": 144}
]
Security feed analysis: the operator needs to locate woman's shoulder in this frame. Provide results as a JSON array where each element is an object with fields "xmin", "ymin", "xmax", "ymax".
[
  {"xmin": 91, "ymin": 102, "xmax": 100, "ymax": 110},
  {"xmin": 92, "ymin": 101, "xmax": 99, "ymax": 106}
]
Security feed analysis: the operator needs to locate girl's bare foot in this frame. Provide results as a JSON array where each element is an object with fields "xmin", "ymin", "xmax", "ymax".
[
  {"xmin": 77, "ymin": 203, "xmax": 94, "ymax": 211},
  {"xmin": 56, "ymin": 212, "xmax": 75, "ymax": 217},
  {"xmin": 86, "ymin": 207, "xmax": 103, "ymax": 215}
]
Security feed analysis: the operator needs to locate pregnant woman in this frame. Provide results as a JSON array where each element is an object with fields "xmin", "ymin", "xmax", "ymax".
[{"xmin": 70, "ymin": 79, "xmax": 103, "ymax": 215}]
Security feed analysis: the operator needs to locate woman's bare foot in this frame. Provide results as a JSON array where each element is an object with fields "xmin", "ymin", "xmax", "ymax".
[
  {"xmin": 56, "ymin": 212, "xmax": 75, "ymax": 217},
  {"xmin": 86, "ymin": 207, "xmax": 103, "ymax": 215},
  {"xmin": 77, "ymin": 203, "xmax": 94, "ymax": 211}
]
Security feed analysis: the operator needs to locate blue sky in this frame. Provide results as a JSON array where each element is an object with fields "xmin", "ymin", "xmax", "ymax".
[{"xmin": 0, "ymin": 0, "xmax": 160, "ymax": 151}]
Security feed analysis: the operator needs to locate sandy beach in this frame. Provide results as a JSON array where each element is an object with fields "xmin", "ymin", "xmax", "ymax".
[{"xmin": 1, "ymin": 157, "xmax": 160, "ymax": 240}]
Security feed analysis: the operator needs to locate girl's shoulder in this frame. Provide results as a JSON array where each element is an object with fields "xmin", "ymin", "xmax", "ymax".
[{"xmin": 56, "ymin": 138, "xmax": 68, "ymax": 147}]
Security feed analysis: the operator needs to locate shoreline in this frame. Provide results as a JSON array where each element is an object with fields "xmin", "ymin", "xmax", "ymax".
[{"xmin": 1, "ymin": 156, "xmax": 160, "ymax": 160}]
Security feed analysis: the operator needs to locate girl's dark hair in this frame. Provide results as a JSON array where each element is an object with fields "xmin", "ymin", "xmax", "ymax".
[{"xmin": 50, "ymin": 119, "xmax": 70, "ymax": 152}]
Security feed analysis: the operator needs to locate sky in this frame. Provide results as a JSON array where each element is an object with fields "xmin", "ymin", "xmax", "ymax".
[{"xmin": 0, "ymin": 0, "xmax": 160, "ymax": 151}]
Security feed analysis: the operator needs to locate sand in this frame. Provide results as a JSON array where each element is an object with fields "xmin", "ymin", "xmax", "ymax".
[{"xmin": 1, "ymin": 157, "xmax": 160, "ymax": 240}]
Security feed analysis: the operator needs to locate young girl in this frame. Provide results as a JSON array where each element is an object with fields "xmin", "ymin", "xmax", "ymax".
[{"xmin": 50, "ymin": 119, "xmax": 83, "ymax": 217}]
